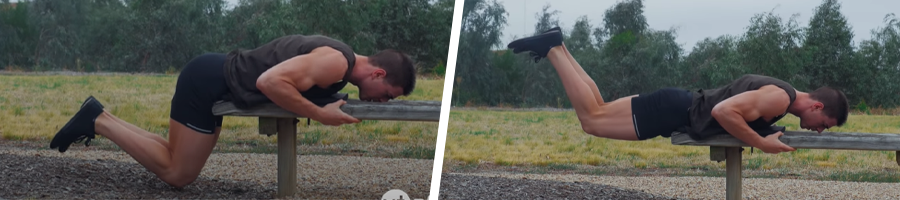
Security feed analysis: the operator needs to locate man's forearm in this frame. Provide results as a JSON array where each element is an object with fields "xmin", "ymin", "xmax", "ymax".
[{"xmin": 258, "ymin": 79, "xmax": 323, "ymax": 119}]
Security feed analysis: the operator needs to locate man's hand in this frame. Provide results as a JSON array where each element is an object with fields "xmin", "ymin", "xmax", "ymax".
[
  {"xmin": 315, "ymin": 100, "xmax": 360, "ymax": 126},
  {"xmin": 755, "ymin": 131, "xmax": 796, "ymax": 154}
]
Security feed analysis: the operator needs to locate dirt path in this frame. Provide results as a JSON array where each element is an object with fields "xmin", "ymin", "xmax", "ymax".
[
  {"xmin": 0, "ymin": 144, "xmax": 433, "ymax": 199},
  {"xmin": 439, "ymin": 173, "xmax": 689, "ymax": 200},
  {"xmin": 439, "ymin": 172, "xmax": 900, "ymax": 200}
]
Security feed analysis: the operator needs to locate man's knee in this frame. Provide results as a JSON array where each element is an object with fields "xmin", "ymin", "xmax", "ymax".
[
  {"xmin": 578, "ymin": 108, "xmax": 608, "ymax": 136},
  {"xmin": 581, "ymin": 124, "xmax": 598, "ymax": 136},
  {"xmin": 161, "ymin": 170, "xmax": 200, "ymax": 188}
]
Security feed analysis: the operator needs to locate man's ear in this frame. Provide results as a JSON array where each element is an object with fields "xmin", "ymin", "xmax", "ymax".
[
  {"xmin": 372, "ymin": 68, "xmax": 387, "ymax": 78},
  {"xmin": 813, "ymin": 102, "xmax": 825, "ymax": 111}
]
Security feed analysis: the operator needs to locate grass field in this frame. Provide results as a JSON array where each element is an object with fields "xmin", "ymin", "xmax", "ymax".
[
  {"xmin": 444, "ymin": 108, "xmax": 900, "ymax": 182},
  {"xmin": 0, "ymin": 74, "xmax": 443, "ymax": 159}
]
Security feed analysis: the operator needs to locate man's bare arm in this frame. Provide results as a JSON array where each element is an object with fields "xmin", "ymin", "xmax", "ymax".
[
  {"xmin": 256, "ymin": 47, "xmax": 348, "ymax": 119},
  {"xmin": 711, "ymin": 85, "xmax": 792, "ymax": 150}
]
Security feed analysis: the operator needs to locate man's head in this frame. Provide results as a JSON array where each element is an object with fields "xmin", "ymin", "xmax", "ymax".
[
  {"xmin": 798, "ymin": 86, "xmax": 849, "ymax": 133},
  {"xmin": 354, "ymin": 49, "xmax": 416, "ymax": 102}
]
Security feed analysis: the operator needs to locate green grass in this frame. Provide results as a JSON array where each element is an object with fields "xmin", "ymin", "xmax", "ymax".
[
  {"xmin": 393, "ymin": 146, "xmax": 437, "ymax": 159},
  {"xmin": 444, "ymin": 109, "xmax": 900, "ymax": 182},
  {"xmin": 827, "ymin": 171, "xmax": 900, "ymax": 183},
  {"xmin": 0, "ymin": 74, "xmax": 443, "ymax": 159}
]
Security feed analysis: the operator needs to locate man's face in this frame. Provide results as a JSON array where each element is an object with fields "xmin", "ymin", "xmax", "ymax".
[
  {"xmin": 799, "ymin": 106, "xmax": 838, "ymax": 133},
  {"xmin": 358, "ymin": 78, "xmax": 403, "ymax": 102}
]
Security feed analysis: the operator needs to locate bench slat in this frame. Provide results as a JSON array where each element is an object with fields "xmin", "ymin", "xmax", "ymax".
[
  {"xmin": 672, "ymin": 131, "xmax": 900, "ymax": 151},
  {"xmin": 212, "ymin": 100, "xmax": 441, "ymax": 122}
]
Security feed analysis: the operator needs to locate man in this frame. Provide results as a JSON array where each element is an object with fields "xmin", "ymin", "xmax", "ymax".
[
  {"xmin": 49, "ymin": 34, "xmax": 417, "ymax": 187},
  {"xmin": 506, "ymin": 27, "xmax": 849, "ymax": 154}
]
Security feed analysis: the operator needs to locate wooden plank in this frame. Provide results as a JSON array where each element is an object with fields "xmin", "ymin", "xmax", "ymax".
[
  {"xmin": 671, "ymin": 131, "xmax": 900, "ymax": 151},
  {"xmin": 276, "ymin": 118, "xmax": 298, "ymax": 198},
  {"xmin": 212, "ymin": 100, "xmax": 441, "ymax": 122},
  {"xmin": 710, "ymin": 146, "xmax": 725, "ymax": 162},
  {"xmin": 725, "ymin": 147, "xmax": 742, "ymax": 200},
  {"xmin": 259, "ymin": 117, "xmax": 277, "ymax": 136}
]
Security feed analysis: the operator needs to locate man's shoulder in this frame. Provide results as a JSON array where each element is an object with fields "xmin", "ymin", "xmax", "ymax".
[
  {"xmin": 741, "ymin": 74, "xmax": 791, "ymax": 84},
  {"xmin": 755, "ymin": 85, "xmax": 793, "ymax": 112},
  {"xmin": 739, "ymin": 74, "xmax": 782, "ymax": 82}
]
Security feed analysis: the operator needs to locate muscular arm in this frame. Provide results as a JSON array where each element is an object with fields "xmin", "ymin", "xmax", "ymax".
[
  {"xmin": 710, "ymin": 85, "xmax": 791, "ymax": 147},
  {"xmin": 255, "ymin": 47, "xmax": 349, "ymax": 119}
]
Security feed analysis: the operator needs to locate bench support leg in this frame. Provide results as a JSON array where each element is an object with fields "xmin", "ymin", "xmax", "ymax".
[
  {"xmin": 725, "ymin": 147, "xmax": 742, "ymax": 200},
  {"xmin": 276, "ymin": 118, "xmax": 298, "ymax": 198}
]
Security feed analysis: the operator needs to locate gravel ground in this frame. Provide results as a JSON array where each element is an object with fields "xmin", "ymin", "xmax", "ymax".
[
  {"xmin": 450, "ymin": 172, "xmax": 900, "ymax": 200},
  {"xmin": 7, "ymin": 142, "xmax": 900, "ymax": 200},
  {"xmin": 0, "ymin": 145, "xmax": 433, "ymax": 199},
  {"xmin": 439, "ymin": 173, "xmax": 689, "ymax": 200}
]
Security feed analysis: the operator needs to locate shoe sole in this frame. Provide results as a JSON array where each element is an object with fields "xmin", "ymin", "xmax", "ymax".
[
  {"xmin": 506, "ymin": 30, "xmax": 563, "ymax": 60},
  {"xmin": 507, "ymin": 26, "xmax": 561, "ymax": 50}
]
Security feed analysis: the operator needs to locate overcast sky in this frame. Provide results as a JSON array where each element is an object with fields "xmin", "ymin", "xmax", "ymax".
[{"xmin": 500, "ymin": 0, "xmax": 897, "ymax": 52}]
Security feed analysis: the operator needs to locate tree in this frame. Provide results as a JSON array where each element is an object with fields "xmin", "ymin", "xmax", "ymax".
[
  {"xmin": 601, "ymin": 0, "xmax": 647, "ymax": 37},
  {"xmin": 0, "ymin": 0, "xmax": 35, "ymax": 68},
  {"xmin": 853, "ymin": 14, "xmax": 900, "ymax": 107},
  {"xmin": 736, "ymin": 12, "xmax": 807, "ymax": 90},
  {"xmin": 681, "ymin": 35, "xmax": 743, "ymax": 89},
  {"xmin": 532, "ymin": 4, "xmax": 560, "ymax": 35},
  {"xmin": 567, "ymin": 16, "xmax": 595, "ymax": 54},
  {"xmin": 595, "ymin": 0, "xmax": 681, "ymax": 100},
  {"xmin": 452, "ymin": 0, "xmax": 508, "ymax": 105},
  {"xmin": 803, "ymin": 0, "xmax": 856, "ymax": 100}
]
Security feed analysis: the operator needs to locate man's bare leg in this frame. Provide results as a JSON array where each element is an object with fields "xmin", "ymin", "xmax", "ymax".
[
  {"xmin": 104, "ymin": 113, "xmax": 169, "ymax": 149},
  {"xmin": 93, "ymin": 111, "xmax": 219, "ymax": 187},
  {"xmin": 546, "ymin": 46, "xmax": 639, "ymax": 140},
  {"xmin": 559, "ymin": 43, "xmax": 605, "ymax": 104},
  {"xmin": 546, "ymin": 46, "xmax": 603, "ymax": 118}
]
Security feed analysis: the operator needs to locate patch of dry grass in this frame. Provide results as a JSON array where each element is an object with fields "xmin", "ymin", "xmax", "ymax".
[
  {"xmin": 0, "ymin": 74, "xmax": 443, "ymax": 159},
  {"xmin": 444, "ymin": 109, "xmax": 900, "ymax": 174}
]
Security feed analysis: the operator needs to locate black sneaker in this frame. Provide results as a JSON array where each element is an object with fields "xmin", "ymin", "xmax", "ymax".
[
  {"xmin": 507, "ymin": 29, "xmax": 563, "ymax": 62},
  {"xmin": 81, "ymin": 96, "xmax": 103, "ymax": 109},
  {"xmin": 50, "ymin": 96, "xmax": 105, "ymax": 152},
  {"xmin": 541, "ymin": 26, "xmax": 561, "ymax": 34},
  {"xmin": 507, "ymin": 26, "xmax": 560, "ymax": 55}
]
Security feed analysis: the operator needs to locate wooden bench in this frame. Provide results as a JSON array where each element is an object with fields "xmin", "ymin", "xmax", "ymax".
[
  {"xmin": 671, "ymin": 131, "xmax": 900, "ymax": 200},
  {"xmin": 212, "ymin": 99, "xmax": 441, "ymax": 198}
]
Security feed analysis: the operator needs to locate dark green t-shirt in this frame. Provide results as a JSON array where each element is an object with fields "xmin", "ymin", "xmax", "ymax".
[
  {"xmin": 222, "ymin": 35, "xmax": 356, "ymax": 109},
  {"xmin": 685, "ymin": 74, "xmax": 797, "ymax": 140}
]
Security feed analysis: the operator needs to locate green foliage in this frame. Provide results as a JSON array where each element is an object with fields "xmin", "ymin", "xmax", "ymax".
[
  {"xmin": 0, "ymin": 0, "xmax": 453, "ymax": 74},
  {"xmin": 737, "ymin": 11, "xmax": 805, "ymax": 88},
  {"xmin": 852, "ymin": 13, "xmax": 900, "ymax": 107},
  {"xmin": 601, "ymin": 0, "xmax": 647, "ymax": 37},
  {"xmin": 452, "ymin": 0, "xmax": 509, "ymax": 105},
  {"xmin": 855, "ymin": 99, "xmax": 870, "ymax": 115},
  {"xmin": 827, "ymin": 171, "xmax": 900, "ymax": 183},
  {"xmin": 803, "ymin": 0, "xmax": 858, "ymax": 102},
  {"xmin": 432, "ymin": 62, "xmax": 446, "ymax": 76}
]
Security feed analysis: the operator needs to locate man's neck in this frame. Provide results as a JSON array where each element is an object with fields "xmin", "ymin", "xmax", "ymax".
[
  {"xmin": 347, "ymin": 55, "xmax": 368, "ymax": 84},
  {"xmin": 788, "ymin": 91, "xmax": 811, "ymax": 115}
]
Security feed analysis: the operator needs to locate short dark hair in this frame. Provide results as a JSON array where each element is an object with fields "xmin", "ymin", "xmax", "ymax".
[
  {"xmin": 368, "ymin": 49, "xmax": 416, "ymax": 95},
  {"xmin": 809, "ymin": 86, "xmax": 849, "ymax": 126}
]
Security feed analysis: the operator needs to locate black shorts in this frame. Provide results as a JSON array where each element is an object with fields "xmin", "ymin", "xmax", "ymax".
[
  {"xmin": 630, "ymin": 87, "xmax": 693, "ymax": 140},
  {"xmin": 170, "ymin": 53, "xmax": 230, "ymax": 134}
]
